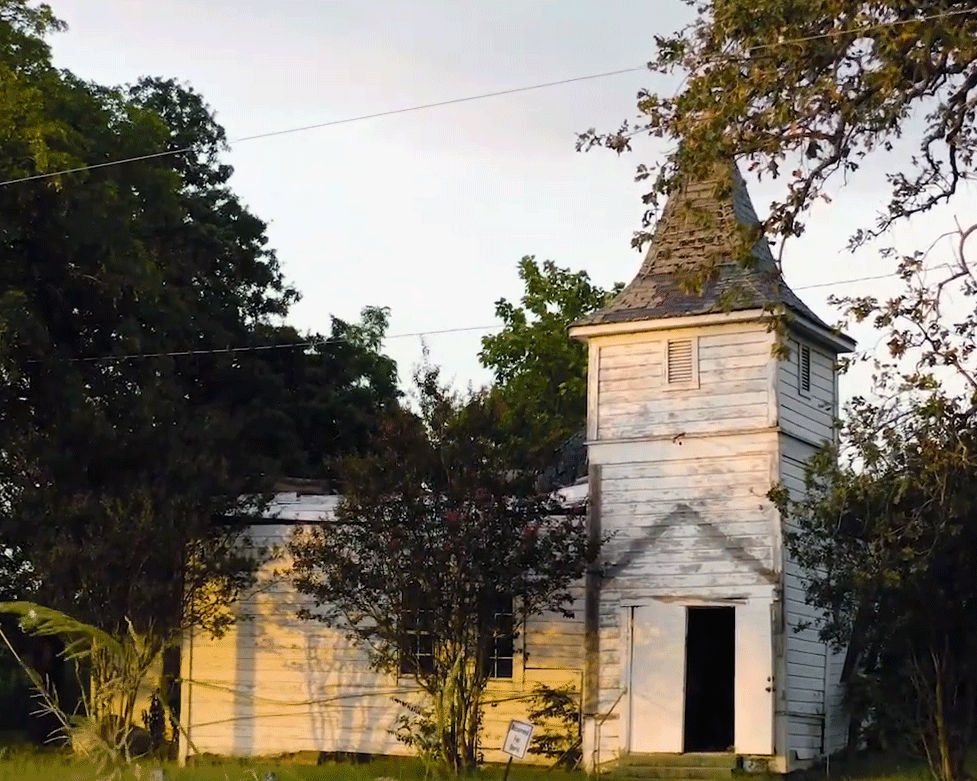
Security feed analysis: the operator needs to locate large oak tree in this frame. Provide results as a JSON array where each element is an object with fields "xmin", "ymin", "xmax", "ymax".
[{"xmin": 0, "ymin": 1, "xmax": 399, "ymax": 655}]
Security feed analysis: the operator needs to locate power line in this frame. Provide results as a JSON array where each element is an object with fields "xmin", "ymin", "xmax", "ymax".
[
  {"xmin": 2, "ymin": 7, "xmax": 971, "ymax": 188},
  {"xmin": 0, "ymin": 67, "xmax": 645, "ymax": 187},
  {"xmin": 793, "ymin": 263, "xmax": 954, "ymax": 291},
  {"xmin": 63, "ymin": 323, "xmax": 500, "ymax": 364},
  {"xmin": 25, "ymin": 264, "xmax": 951, "ymax": 365}
]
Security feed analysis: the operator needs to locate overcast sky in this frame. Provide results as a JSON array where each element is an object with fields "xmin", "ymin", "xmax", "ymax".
[{"xmin": 45, "ymin": 0, "xmax": 975, "ymax": 402}]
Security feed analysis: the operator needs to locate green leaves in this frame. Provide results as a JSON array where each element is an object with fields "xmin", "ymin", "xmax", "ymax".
[
  {"xmin": 582, "ymin": 1, "xmax": 977, "ymax": 256},
  {"xmin": 288, "ymin": 365, "xmax": 593, "ymax": 772},
  {"xmin": 0, "ymin": 10, "xmax": 400, "ymax": 648},
  {"xmin": 775, "ymin": 396, "xmax": 977, "ymax": 778},
  {"xmin": 479, "ymin": 256, "xmax": 620, "ymax": 467},
  {"xmin": 0, "ymin": 601, "xmax": 123, "ymax": 664}
]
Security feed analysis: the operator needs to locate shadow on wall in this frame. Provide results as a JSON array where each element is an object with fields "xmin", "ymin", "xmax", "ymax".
[
  {"xmin": 217, "ymin": 525, "xmax": 416, "ymax": 757},
  {"xmin": 602, "ymin": 502, "xmax": 777, "ymax": 585}
]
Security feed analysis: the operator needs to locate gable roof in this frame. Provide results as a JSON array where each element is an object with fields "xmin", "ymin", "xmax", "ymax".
[{"xmin": 572, "ymin": 160, "xmax": 833, "ymax": 332}]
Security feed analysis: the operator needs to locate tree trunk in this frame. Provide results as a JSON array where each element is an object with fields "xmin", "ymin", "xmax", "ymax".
[{"xmin": 919, "ymin": 645, "xmax": 971, "ymax": 781}]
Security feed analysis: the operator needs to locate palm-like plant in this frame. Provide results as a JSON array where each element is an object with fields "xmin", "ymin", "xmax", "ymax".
[{"xmin": 0, "ymin": 602, "xmax": 191, "ymax": 780}]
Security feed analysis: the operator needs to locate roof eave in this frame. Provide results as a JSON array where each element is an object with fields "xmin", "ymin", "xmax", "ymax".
[
  {"xmin": 787, "ymin": 311, "xmax": 857, "ymax": 354},
  {"xmin": 568, "ymin": 308, "xmax": 769, "ymax": 341}
]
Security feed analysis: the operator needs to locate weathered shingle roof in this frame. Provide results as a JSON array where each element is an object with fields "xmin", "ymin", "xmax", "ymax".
[{"xmin": 573, "ymin": 161, "xmax": 831, "ymax": 330}]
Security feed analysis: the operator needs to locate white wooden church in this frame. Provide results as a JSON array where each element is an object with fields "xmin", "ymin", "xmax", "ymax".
[{"xmin": 177, "ymin": 161, "xmax": 855, "ymax": 774}]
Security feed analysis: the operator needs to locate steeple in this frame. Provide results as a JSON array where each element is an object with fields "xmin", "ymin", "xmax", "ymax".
[{"xmin": 574, "ymin": 160, "xmax": 830, "ymax": 330}]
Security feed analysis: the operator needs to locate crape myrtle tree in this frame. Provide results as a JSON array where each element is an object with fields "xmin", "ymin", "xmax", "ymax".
[
  {"xmin": 288, "ymin": 365, "xmax": 594, "ymax": 775},
  {"xmin": 580, "ymin": 3, "xmax": 977, "ymax": 778}
]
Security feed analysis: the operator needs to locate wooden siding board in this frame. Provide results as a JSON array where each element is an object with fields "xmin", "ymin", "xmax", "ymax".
[
  {"xmin": 778, "ymin": 342, "xmax": 836, "ymax": 446},
  {"xmin": 781, "ymin": 419, "xmax": 845, "ymax": 762},
  {"xmin": 596, "ymin": 329, "xmax": 775, "ymax": 440},
  {"xmin": 185, "ymin": 525, "xmax": 583, "ymax": 762}
]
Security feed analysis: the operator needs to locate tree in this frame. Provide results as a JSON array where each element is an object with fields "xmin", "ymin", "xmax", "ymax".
[
  {"xmin": 579, "ymin": 1, "xmax": 977, "ymax": 280},
  {"xmin": 233, "ymin": 308, "xmax": 400, "ymax": 486},
  {"xmin": 288, "ymin": 366, "xmax": 593, "ymax": 774},
  {"xmin": 0, "ymin": 5, "xmax": 399, "ymax": 676},
  {"xmin": 773, "ymin": 392, "xmax": 977, "ymax": 781},
  {"xmin": 0, "ymin": 1, "xmax": 70, "ymax": 183},
  {"xmin": 479, "ymin": 256, "xmax": 620, "ymax": 467},
  {"xmin": 771, "ymin": 214, "xmax": 977, "ymax": 781}
]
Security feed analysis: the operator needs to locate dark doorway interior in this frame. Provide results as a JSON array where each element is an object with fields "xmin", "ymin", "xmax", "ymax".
[{"xmin": 683, "ymin": 606, "xmax": 735, "ymax": 752}]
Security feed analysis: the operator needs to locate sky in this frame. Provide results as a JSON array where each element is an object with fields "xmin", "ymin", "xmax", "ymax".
[{"xmin": 44, "ymin": 0, "xmax": 976, "ymax": 404}]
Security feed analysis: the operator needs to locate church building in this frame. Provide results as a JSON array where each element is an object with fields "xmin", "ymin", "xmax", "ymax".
[{"xmin": 178, "ymin": 161, "xmax": 854, "ymax": 775}]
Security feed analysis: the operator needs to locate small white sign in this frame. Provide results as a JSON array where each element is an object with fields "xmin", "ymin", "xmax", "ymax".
[{"xmin": 502, "ymin": 719, "xmax": 535, "ymax": 759}]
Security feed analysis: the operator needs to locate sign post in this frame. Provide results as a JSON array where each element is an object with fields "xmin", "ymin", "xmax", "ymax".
[{"xmin": 501, "ymin": 719, "xmax": 535, "ymax": 781}]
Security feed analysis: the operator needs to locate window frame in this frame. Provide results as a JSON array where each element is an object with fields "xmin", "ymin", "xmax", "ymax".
[
  {"xmin": 398, "ymin": 587, "xmax": 435, "ymax": 676},
  {"xmin": 480, "ymin": 593, "xmax": 515, "ymax": 680},
  {"xmin": 397, "ymin": 589, "xmax": 517, "ymax": 681}
]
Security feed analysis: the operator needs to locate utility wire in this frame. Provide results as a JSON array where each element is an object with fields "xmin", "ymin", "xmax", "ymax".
[
  {"xmin": 0, "ymin": 7, "xmax": 971, "ymax": 188},
  {"xmin": 64, "ymin": 323, "xmax": 500, "ymax": 363},
  {"xmin": 0, "ymin": 67, "xmax": 645, "ymax": 187},
  {"xmin": 24, "ymin": 264, "xmax": 953, "ymax": 365}
]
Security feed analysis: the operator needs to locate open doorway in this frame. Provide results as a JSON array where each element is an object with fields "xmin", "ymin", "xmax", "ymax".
[{"xmin": 683, "ymin": 606, "xmax": 735, "ymax": 752}]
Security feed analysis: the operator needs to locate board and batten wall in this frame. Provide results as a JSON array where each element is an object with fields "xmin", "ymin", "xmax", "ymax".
[
  {"xmin": 777, "ymin": 336, "xmax": 848, "ymax": 763},
  {"xmin": 583, "ymin": 322, "xmax": 783, "ymax": 767},
  {"xmin": 179, "ymin": 504, "xmax": 585, "ymax": 763}
]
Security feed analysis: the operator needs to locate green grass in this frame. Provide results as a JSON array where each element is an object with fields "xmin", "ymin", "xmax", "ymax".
[
  {"xmin": 786, "ymin": 750, "xmax": 977, "ymax": 781},
  {"xmin": 5, "ymin": 748, "xmax": 977, "ymax": 781},
  {"xmin": 0, "ymin": 747, "xmax": 587, "ymax": 781}
]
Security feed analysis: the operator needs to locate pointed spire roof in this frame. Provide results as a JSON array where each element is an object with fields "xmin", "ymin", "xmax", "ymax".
[{"xmin": 573, "ymin": 161, "xmax": 831, "ymax": 331}]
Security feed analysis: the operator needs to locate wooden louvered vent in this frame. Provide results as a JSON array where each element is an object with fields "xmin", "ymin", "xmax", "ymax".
[
  {"xmin": 666, "ymin": 339, "xmax": 695, "ymax": 385},
  {"xmin": 799, "ymin": 343, "xmax": 812, "ymax": 394}
]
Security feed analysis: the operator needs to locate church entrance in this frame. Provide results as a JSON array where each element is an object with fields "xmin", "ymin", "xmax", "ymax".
[
  {"xmin": 628, "ymin": 602, "xmax": 740, "ymax": 754},
  {"xmin": 682, "ymin": 606, "xmax": 735, "ymax": 752}
]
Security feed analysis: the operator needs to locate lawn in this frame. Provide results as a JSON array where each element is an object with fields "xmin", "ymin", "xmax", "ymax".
[
  {"xmin": 0, "ymin": 748, "xmax": 588, "ymax": 781},
  {"xmin": 0, "ymin": 747, "xmax": 966, "ymax": 781}
]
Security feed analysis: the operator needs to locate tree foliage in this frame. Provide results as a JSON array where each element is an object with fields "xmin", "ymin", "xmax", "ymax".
[
  {"xmin": 773, "ymin": 209, "xmax": 977, "ymax": 781},
  {"xmin": 0, "ymin": 4, "xmax": 399, "ymax": 654},
  {"xmin": 580, "ymin": 1, "xmax": 977, "ymax": 261},
  {"xmin": 215, "ymin": 309, "xmax": 400, "ymax": 486},
  {"xmin": 288, "ymin": 366, "xmax": 593, "ymax": 774},
  {"xmin": 479, "ymin": 256, "xmax": 620, "ymax": 466},
  {"xmin": 773, "ymin": 392, "xmax": 977, "ymax": 781}
]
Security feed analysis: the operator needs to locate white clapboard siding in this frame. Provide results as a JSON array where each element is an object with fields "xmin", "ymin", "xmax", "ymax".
[
  {"xmin": 778, "ymin": 339, "xmax": 836, "ymax": 445},
  {"xmin": 184, "ymin": 523, "xmax": 583, "ymax": 762},
  {"xmin": 596, "ymin": 326, "xmax": 775, "ymax": 440},
  {"xmin": 779, "ymin": 443, "xmax": 848, "ymax": 762},
  {"xmin": 584, "ymin": 318, "xmax": 803, "ymax": 766},
  {"xmin": 592, "ymin": 592, "xmax": 624, "ymax": 771},
  {"xmin": 524, "ymin": 588, "xmax": 585, "ymax": 669},
  {"xmin": 599, "ymin": 453, "xmax": 778, "ymax": 599},
  {"xmin": 777, "ymin": 333, "xmax": 846, "ymax": 762}
]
